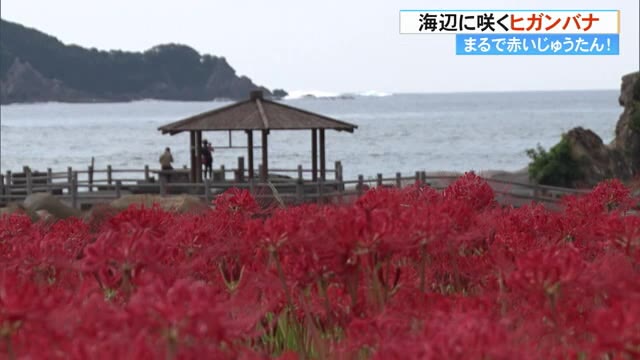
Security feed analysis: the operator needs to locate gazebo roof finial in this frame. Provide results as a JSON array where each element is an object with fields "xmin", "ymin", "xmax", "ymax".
[{"xmin": 250, "ymin": 90, "xmax": 264, "ymax": 100}]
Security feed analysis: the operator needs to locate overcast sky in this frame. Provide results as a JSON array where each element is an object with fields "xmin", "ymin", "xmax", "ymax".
[{"xmin": 1, "ymin": 0, "xmax": 638, "ymax": 93}]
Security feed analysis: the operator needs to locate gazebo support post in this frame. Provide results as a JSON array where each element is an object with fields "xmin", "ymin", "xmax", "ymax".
[
  {"xmin": 311, "ymin": 129, "xmax": 318, "ymax": 182},
  {"xmin": 195, "ymin": 131, "xmax": 203, "ymax": 183},
  {"xmin": 246, "ymin": 130, "xmax": 254, "ymax": 180},
  {"xmin": 261, "ymin": 130, "xmax": 268, "ymax": 182},
  {"xmin": 189, "ymin": 131, "xmax": 196, "ymax": 182},
  {"xmin": 319, "ymin": 129, "xmax": 326, "ymax": 181}
]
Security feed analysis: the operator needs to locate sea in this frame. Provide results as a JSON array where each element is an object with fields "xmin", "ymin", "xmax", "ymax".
[{"xmin": 0, "ymin": 90, "xmax": 622, "ymax": 181}]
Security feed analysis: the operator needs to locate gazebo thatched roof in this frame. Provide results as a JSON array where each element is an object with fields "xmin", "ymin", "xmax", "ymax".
[{"xmin": 158, "ymin": 91, "xmax": 357, "ymax": 135}]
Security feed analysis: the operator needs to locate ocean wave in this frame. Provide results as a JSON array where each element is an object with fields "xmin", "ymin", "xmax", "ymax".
[
  {"xmin": 284, "ymin": 90, "xmax": 392, "ymax": 100},
  {"xmin": 355, "ymin": 90, "xmax": 392, "ymax": 97},
  {"xmin": 284, "ymin": 90, "xmax": 341, "ymax": 100}
]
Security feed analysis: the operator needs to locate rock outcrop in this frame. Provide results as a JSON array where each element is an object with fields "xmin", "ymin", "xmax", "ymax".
[
  {"xmin": 612, "ymin": 72, "xmax": 640, "ymax": 174},
  {"xmin": 564, "ymin": 127, "xmax": 632, "ymax": 185},
  {"xmin": 0, "ymin": 58, "xmax": 88, "ymax": 103},
  {"xmin": 560, "ymin": 71, "xmax": 640, "ymax": 186}
]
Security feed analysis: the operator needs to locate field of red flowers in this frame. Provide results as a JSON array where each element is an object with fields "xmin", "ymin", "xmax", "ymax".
[{"xmin": 1, "ymin": 173, "xmax": 639, "ymax": 359}]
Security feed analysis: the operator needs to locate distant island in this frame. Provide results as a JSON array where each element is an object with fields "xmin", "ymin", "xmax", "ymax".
[{"xmin": 0, "ymin": 19, "xmax": 287, "ymax": 104}]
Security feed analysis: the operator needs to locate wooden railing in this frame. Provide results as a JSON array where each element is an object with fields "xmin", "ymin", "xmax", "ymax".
[{"xmin": 0, "ymin": 161, "xmax": 589, "ymax": 210}]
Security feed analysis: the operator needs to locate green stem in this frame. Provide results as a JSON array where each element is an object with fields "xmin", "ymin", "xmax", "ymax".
[
  {"xmin": 448, "ymin": 242, "xmax": 461, "ymax": 293},
  {"xmin": 419, "ymin": 243, "xmax": 426, "ymax": 293},
  {"xmin": 5, "ymin": 337, "xmax": 15, "ymax": 360},
  {"xmin": 319, "ymin": 278, "xmax": 333, "ymax": 323},
  {"xmin": 272, "ymin": 250, "xmax": 293, "ymax": 307}
]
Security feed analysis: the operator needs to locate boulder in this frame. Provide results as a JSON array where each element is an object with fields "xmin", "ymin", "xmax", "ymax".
[
  {"xmin": 109, "ymin": 194, "xmax": 208, "ymax": 213},
  {"xmin": 23, "ymin": 193, "xmax": 82, "ymax": 220},
  {"xmin": 564, "ymin": 127, "xmax": 632, "ymax": 186},
  {"xmin": 0, "ymin": 203, "xmax": 31, "ymax": 219}
]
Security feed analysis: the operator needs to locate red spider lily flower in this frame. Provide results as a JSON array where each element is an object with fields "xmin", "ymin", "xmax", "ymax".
[
  {"xmin": 213, "ymin": 188, "xmax": 259, "ymax": 215},
  {"xmin": 588, "ymin": 298, "xmax": 640, "ymax": 358},
  {"xmin": 0, "ymin": 176, "xmax": 638, "ymax": 358},
  {"xmin": 443, "ymin": 172, "xmax": 496, "ymax": 211}
]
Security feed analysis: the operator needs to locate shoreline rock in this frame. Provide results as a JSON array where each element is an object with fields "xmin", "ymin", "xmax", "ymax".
[{"xmin": 566, "ymin": 72, "xmax": 640, "ymax": 186}]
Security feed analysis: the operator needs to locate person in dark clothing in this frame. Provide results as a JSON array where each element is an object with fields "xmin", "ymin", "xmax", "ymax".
[{"xmin": 201, "ymin": 140, "xmax": 213, "ymax": 179}]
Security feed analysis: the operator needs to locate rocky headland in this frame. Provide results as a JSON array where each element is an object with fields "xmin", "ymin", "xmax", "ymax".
[{"xmin": 0, "ymin": 19, "xmax": 286, "ymax": 104}]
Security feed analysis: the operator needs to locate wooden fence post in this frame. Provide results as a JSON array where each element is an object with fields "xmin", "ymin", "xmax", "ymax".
[
  {"xmin": 420, "ymin": 171, "xmax": 427, "ymax": 185},
  {"xmin": 335, "ymin": 161, "xmax": 344, "ymax": 192},
  {"xmin": 396, "ymin": 172, "xmax": 402, "ymax": 188},
  {"xmin": 144, "ymin": 165, "xmax": 150, "ymax": 182},
  {"xmin": 317, "ymin": 177, "xmax": 325, "ymax": 204},
  {"xmin": 5, "ymin": 171, "xmax": 12, "ymax": 198},
  {"xmin": 107, "ymin": 165, "xmax": 113, "ymax": 185},
  {"xmin": 220, "ymin": 165, "xmax": 225, "ymax": 181},
  {"xmin": 71, "ymin": 172, "xmax": 78, "ymax": 209},
  {"xmin": 297, "ymin": 165, "xmax": 303, "ymax": 183},
  {"xmin": 115, "ymin": 180, "xmax": 122, "ymax": 198},
  {"xmin": 0, "ymin": 174, "xmax": 4, "ymax": 197},
  {"xmin": 25, "ymin": 167, "xmax": 33, "ymax": 195},
  {"xmin": 204, "ymin": 179, "xmax": 211, "ymax": 202},
  {"xmin": 67, "ymin": 167, "xmax": 73, "ymax": 194},
  {"xmin": 237, "ymin": 157, "xmax": 245, "ymax": 182},
  {"xmin": 415, "ymin": 171, "xmax": 421, "ymax": 186},
  {"xmin": 357, "ymin": 175, "xmax": 364, "ymax": 196},
  {"xmin": 47, "ymin": 168, "xmax": 53, "ymax": 192},
  {"xmin": 533, "ymin": 183, "xmax": 541, "ymax": 202},
  {"xmin": 296, "ymin": 181, "xmax": 304, "ymax": 204},
  {"xmin": 376, "ymin": 173, "xmax": 383, "ymax": 187},
  {"xmin": 88, "ymin": 165, "xmax": 94, "ymax": 192},
  {"xmin": 159, "ymin": 177, "xmax": 166, "ymax": 196}
]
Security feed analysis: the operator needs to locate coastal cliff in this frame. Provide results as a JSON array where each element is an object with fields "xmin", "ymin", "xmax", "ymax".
[
  {"xmin": 528, "ymin": 71, "xmax": 640, "ymax": 187},
  {"xmin": 0, "ymin": 19, "xmax": 286, "ymax": 104},
  {"xmin": 567, "ymin": 71, "xmax": 640, "ymax": 185}
]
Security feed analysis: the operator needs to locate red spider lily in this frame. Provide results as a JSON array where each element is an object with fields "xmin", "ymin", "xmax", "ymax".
[
  {"xmin": 1, "ymin": 177, "xmax": 638, "ymax": 359},
  {"xmin": 213, "ymin": 188, "xmax": 259, "ymax": 215},
  {"xmin": 506, "ymin": 245, "xmax": 585, "ymax": 307},
  {"xmin": 588, "ymin": 298, "xmax": 640, "ymax": 357},
  {"xmin": 443, "ymin": 172, "xmax": 496, "ymax": 211}
]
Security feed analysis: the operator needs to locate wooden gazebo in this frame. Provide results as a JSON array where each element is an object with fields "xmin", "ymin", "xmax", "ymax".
[{"xmin": 158, "ymin": 91, "xmax": 357, "ymax": 183}]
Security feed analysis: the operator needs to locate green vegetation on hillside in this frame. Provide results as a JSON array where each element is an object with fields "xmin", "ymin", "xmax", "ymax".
[{"xmin": 526, "ymin": 136, "xmax": 582, "ymax": 187}]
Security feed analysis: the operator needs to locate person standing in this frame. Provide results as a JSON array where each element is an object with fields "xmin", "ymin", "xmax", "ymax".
[
  {"xmin": 201, "ymin": 140, "xmax": 213, "ymax": 179},
  {"xmin": 159, "ymin": 147, "xmax": 174, "ymax": 183},
  {"xmin": 159, "ymin": 147, "xmax": 174, "ymax": 170}
]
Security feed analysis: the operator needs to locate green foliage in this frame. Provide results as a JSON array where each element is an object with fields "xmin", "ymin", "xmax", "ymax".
[
  {"xmin": 527, "ymin": 136, "xmax": 582, "ymax": 187},
  {"xmin": 260, "ymin": 310, "xmax": 308, "ymax": 356}
]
